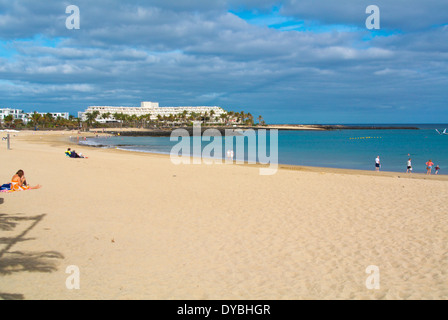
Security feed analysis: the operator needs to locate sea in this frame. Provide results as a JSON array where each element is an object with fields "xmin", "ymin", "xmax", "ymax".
[{"xmin": 79, "ymin": 124, "xmax": 448, "ymax": 175}]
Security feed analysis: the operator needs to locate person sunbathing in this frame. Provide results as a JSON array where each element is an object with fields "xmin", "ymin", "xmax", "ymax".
[
  {"xmin": 11, "ymin": 170, "xmax": 41, "ymax": 191},
  {"xmin": 66, "ymin": 148, "xmax": 88, "ymax": 158}
]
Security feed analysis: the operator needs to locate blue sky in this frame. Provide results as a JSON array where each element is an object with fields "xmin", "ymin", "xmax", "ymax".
[{"xmin": 0, "ymin": 0, "xmax": 447, "ymax": 123}]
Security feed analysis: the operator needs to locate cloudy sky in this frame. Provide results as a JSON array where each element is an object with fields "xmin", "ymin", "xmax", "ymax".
[{"xmin": 0, "ymin": 0, "xmax": 447, "ymax": 123}]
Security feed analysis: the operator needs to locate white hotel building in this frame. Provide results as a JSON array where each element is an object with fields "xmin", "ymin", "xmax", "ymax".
[
  {"xmin": 0, "ymin": 108, "xmax": 70, "ymax": 124},
  {"xmin": 0, "ymin": 108, "xmax": 29, "ymax": 123},
  {"xmin": 80, "ymin": 102, "xmax": 227, "ymax": 123}
]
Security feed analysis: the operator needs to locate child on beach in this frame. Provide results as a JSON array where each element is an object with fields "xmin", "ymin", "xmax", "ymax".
[
  {"xmin": 375, "ymin": 156, "xmax": 381, "ymax": 172},
  {"xmin": 426, "ymin": 159, "xmax": 434, "ymax": 175},
  {"xmin": 406, "ymin": 158, "xmax": 412, "ymax": 173},
  {"xmin": 435, "ymin": 165, "xmax": 440, "ymax": 175}
]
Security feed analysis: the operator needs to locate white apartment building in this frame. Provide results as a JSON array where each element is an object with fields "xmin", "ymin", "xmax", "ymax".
[
  {"xmin": 0, "ymin": 108, "xmax": 29, "ymax": 123},
  {"xmin": 31, "ymin": 112, "xmax": 70, "ymax": 120},
  {"xmin": 0, "ymin": 108, "xmax": 71, "ymax": 125},
  {"xmin": 80, "ymin": 101, "xmax": 227, "ymax": 122}
]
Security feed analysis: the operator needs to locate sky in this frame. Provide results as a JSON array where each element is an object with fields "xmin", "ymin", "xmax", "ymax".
[{"xmin": 0, "ymin": 0, "xmax": 447, "ymax": 124}]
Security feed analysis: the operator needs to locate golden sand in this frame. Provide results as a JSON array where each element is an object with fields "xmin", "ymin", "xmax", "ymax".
[{"xmin": 1, "ymin": 131, "xmax": 447, "ymax": 300}]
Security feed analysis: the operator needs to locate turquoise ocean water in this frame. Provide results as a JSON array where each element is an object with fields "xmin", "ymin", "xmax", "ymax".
[{"xmin": 80, "ymin": 124, "xmax": 448, "ymax": 174}]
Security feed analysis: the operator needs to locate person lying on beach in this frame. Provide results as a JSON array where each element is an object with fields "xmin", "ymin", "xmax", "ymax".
[
  {"xmin": 71, "ymin": 150, "xmax": 88, "ymax": 158},
  {"xmin": 10, "ymin": 170, "xmax": 41, "ymax": 191},
  {"xmin": 66, "ymin": 148, "xmax": 88, "ymax": 159}
]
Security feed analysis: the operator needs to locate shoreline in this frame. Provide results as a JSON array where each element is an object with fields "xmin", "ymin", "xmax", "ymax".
[
  {"xmin": 87, "ymin": 124, "xmax": 420, "ymax": 136},
  {"xmin": 75, "ymin": 132, "xmax": 447, "ymax": 180},
  {"xmin": 12, "ymin": 130, "xmax": 447, "ymax": 180}
]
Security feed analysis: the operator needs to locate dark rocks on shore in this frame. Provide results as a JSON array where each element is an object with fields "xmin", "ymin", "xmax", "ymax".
[
  {"xmin": 105, "ymin": 125, "xmax": 419, "ymax": 137},
  {"xmin": 108, "ymin": 127, "xmax": 252, "ymax": 137}
]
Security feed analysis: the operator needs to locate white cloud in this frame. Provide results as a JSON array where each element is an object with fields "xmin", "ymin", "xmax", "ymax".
[{"xmin": 0, "ymin": 0, "xmax": 447, "ymax": 123}]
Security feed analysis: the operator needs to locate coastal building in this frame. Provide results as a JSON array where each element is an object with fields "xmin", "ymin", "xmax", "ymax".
[
  {"xmin": 0, "ymin": 108, "xmax": 71, "ymax": 125},
  {"xmin": 0, "ymin": 108, "xmax": 29, "ymax": 124},
  {"xmin": 79, "ymin": 101, "xmax": 227, "ymax": 123},
  {"xmin": 29, "ymin": 112, "xmax": 70, "ymax": 120}
]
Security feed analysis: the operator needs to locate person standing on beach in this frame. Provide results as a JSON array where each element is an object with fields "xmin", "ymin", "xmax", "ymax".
[
  {"xmin": 426, "ymin": 159, "xmax": 434, "ymax": 175},
  {"xmin": 407, "ymin": 158, "xmax": 412, "ymax": 173},
  {"xmin": 435, "ymin": 165, "xmax": 440, "ymax": 175},
  {"xmin": 375, "ymin": 156, "xmax": 381, "ymax": 172}
]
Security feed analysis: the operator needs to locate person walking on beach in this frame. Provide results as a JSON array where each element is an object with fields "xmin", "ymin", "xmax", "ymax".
[
  {"xmin": 435, "ymin": 165, "xmax": 440, "ymax": 175},
  {"xmin": 226, "ymin": 149, "xmax": 234, "ymax": 161},
  {"xmin": 426, "ymin": 159, "xmax": 434, "ymax": 175},
  {"xmin": 375, "ymin": 156, "xmax": 381, "ymax": 172},
  {"xmin": 406, "ymin": 158, "xmax": 412, "ymax": 173}
]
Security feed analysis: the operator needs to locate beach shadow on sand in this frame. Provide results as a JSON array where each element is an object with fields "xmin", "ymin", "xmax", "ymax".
[{"xmin": 0, "ymin": 213, "xmax": 64, "ymax": 300}]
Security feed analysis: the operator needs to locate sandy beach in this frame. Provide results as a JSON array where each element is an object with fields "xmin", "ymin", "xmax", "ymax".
[{"xmin": 1, "ymin": 130, "xmax": 447, "ymax": 300}]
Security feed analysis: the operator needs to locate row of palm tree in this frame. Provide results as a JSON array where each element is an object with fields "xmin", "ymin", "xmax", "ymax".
[
  {"xmin": 1, "ymin": 110, "xmax": 266, "ymax": 130},
  {"xmin": 82, "ymin": 110, "xmax": 266, "ymax": 129},
  {"xmin": 0, "ymin": 112, "xmax": 80, "ymax": 129}
]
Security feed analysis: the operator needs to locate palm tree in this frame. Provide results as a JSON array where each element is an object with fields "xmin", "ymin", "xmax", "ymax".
[
  {"xmin": 188, "ymin": 112, "xmax": 199, "ymax": 124},
  {"xmin": 30, "ymin": 112, "xmax": 41, "ymax": 129},
  {"xmin": 138, "ymin": 114, "xmax": 150, "ymax": 128},
  {"xmin": 156, "ymin": 114, "xmax": 163, "ymax": 127},
  {"xmin": 112, "ymin": 112, "xmax": 123, "ymax": 127},
  {"xmin": 219, "ymin": 113, "xmax": 227, "ymax": 124},
  {"xmin": 55, "ymin": 116, "xmax": 64, "ymax": 128},
  {"xmin": 181, "ymin": 110, "xmax": 188, "ymax": 124},
  {"xmin": 234, "ymin": 112, "xmax": 240, "ymax": 124},
  {"xmin": 101, "ymin": 112, "xmax": 111, "ymax": 123},
  {"xmin": 246, "ymin": 112, "xmax": 254, "ymax": 126},
  {"xmin": 240, "ymin": 111, "xmax": 246, "ymax": 124},
  {"xmin": 144, "ymin": 113, "xmax": 152, "ymax": 127},
  {"xmin": 3, "ymin": 115, "xmax": 13, "ymax": 128},
  {"xmin": 13, "ymin": 119, "xmax": 24, "ymax": 128},
  {"xmin": 85, "ymin": 111, "xmax": 100, "ymax": 129},
  {"xmin": 41, "ymin": 113, "xmax": 55, "ymax": 128}
]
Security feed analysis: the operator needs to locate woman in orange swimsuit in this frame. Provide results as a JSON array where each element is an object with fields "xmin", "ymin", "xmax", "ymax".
[
  {"xmin": 426, "ymin": 160, "xmax": 434, "ymax": 175},
  {"xmin": 11, "ymin": 170, "xmax": 41, "ymax": 191}
]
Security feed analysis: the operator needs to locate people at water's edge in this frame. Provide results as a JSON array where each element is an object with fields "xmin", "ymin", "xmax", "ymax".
[
  {"xmin": 426, "ymin": 159, "xmax": 434, "ymax": 175},
  {"xmin": 375, "ymin": 156, "xmax": 380, "ymax": 172},
  {"xmin": 407, "ymin": 158, "xmax": 412, "ymax": 173},
  {"xmin": 435, "ymin": 165, "xmax": 440, "ymax": 175}
]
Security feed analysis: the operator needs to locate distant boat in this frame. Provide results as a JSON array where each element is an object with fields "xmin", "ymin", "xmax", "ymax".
[{"xmin": 435, "ymin": 129, "xmax": 448, "ymax": 135}]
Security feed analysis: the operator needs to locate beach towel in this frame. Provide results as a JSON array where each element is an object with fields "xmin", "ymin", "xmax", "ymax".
[
  {"xmin": 1, "ymin": 183, "xmax": 11, "ymax": 190},
  {"xmin": 0, "ymin": 183, "xmax": 12, "ymax": 193},
  {"xmin": 10, "ymin": 180, "xmax": 30, "ymax": 191}
]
